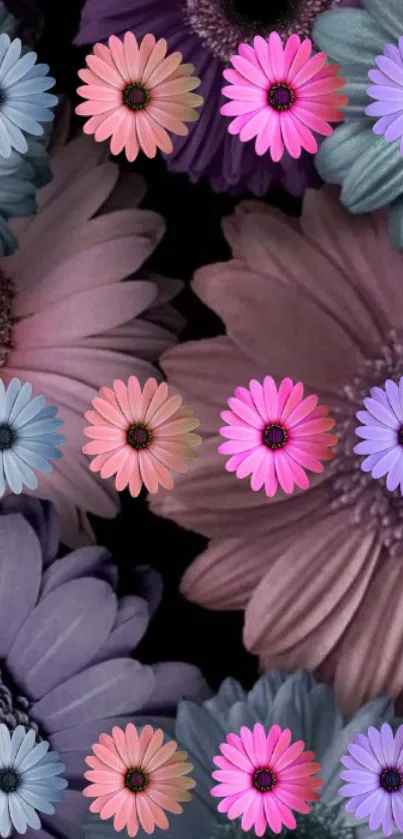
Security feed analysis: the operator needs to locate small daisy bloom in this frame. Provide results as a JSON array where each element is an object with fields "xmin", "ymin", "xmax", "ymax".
[
  {"xmin": 0, "ymin": 34, "xmax": 57, "ymax": 158},
  {"xmin": 83, "ymin": 376, "xmax": 202, "ymax": 496},
  {"xmin": 76, "ymin": 33, "xmax": 203, "ymax": 162},
  {"xmin": 0, "ymin": 378, "xmax": 65, "ymax": 496},
  {"xmin": 83, "ymin": 724, "xmax": 195, "ymax": 837},
  {"xmin": 221, "ymin": 32, "xmax": 347, "ymax": 161},
  {"xmin": 354, "ymin": 378, "xmax": 403, "ymax": 493},
  {"xmin": 219, "ymin": 376, "xmax": 337, "ymax": 496},
  {"xmin": 366, "ymin": 38, "xmax": 403, "ymax": 155},
  {"xmin": 211, "ymin": 723, "xmax": 322, "ymax": 836},
  {"xmin": 0, "ymin": 724, "xmax": 67, "ymax": 838},
  {"xmin": 339, "ymin": 723, "xmax": 403, "ymax": 835}
]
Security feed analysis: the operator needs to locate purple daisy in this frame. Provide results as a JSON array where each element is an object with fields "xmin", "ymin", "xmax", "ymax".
[
  {"xmin": 0, "ymin": 494, "xmax": 208, "ymax": 839},
  {"xmin": 366, "ymin": 38, "xmax": 403, "ymax": 155},
  {"xmin": 74, "ymin": 0, "xmax": 357, "ymax": 196},
  {"xmin": 339, "ymin": 723, "xmax": 403, "ymax": 836},
  {"xmin": 354, "ymin": 379, "xmax": 403, "ymax": 492}
]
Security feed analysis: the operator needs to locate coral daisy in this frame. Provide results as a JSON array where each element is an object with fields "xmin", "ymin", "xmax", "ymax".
[
  {"xmin": 0, "ymin": 34, "xmax": 57, "ymax": 158},
  {"xmin": 339, "ymin": 723, "xmax": 403, "ymax": 835},
  {"xmin": 366, "ymin": 39, "xmax": 403, "ymax": 155},
  {"xmin": 0, "ymin": 378, "xmax": 65, "ymax": 495},
  {"xmin": 83, "ymin": 724, "xmax": 195, "ymax": 836},
  {"xmin": 0, "ymin": 122, "xmax": 184, "ymax": 546},
  {"xmin": 219, "ymin": 376, "xmax": 337, "ymax": 496},
  {"xmin": 211, "ymin": 722, "xmax": 322, "ymax": 836},
  {"xmin": 221, "ymin": 32, "xmax": 347, "ymax": 161},
  {"xmin": 83, "ymin": 377, "xmax": 202, "ymax": 496},
  {"xmin": 355, "ymin": 379, "xmax": 403, "ymax": 493},
  {"xmin": 0, "ymin": 724, "xmax": 67, "ymax": 837},
  {"xmin": 76, "ymin": 34, "xmax": 203, "ymax": 163}
]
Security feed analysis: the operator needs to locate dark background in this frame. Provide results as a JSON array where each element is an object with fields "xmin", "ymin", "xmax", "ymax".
[{"xmin": 23, "ymin": 0, "xmax": 299, "ymax": 694}]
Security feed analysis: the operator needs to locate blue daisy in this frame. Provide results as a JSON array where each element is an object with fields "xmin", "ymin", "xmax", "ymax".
[
  {"xmin": 0, "ymin": 34, "xmax": 57, "ymax": 158},
  {"xmin": 0, "ymin": 378, "xmax": 65, "ymax": 495},
  {"xmin": 312, "ymin": 0, "xmax": 403, "ymax": 249},
  {"xmin": 0, "ymin": 724, "xmax": 67, "ymax": 838}
]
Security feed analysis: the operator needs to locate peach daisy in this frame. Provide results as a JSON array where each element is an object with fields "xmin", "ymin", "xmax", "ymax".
[
  {"xmin": 76, "ymin": 33, "xmax": 203, "ymax": 162},
  {"xmin": 83, "ymin": 724, "xmax": 195, "ymax": 836},
  {"xmin": 211, "ymin": 723, "xmax": 322, "ymax": 836},
  {"xmin": 83, "ymin": 376, "xmax": 202, "ymax": 495},
  {"xmin": 221, "ymin": 32, "xmax": 347, "ymax": 161},
  {"xmin": 219, "ymin": 376, "xmax": 337, "ymax": 495}
]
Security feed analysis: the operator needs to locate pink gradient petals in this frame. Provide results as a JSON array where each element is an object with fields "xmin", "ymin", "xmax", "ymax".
[
  {"xmin": 219, "ymin": 376, "xmax": 337, "ymax": 496},
  {"xmin": 76, "ymin": 33, "xmax": 203, "ymax": 162},
  {"xmin": 83, "ymin": 376, "xmax": 202, "ymax": 496},
  {"xmin": 221, "ymin": 32, "xmax": 347, "ymax": 161},
  {"xmin": 211, "ymin": 723, "xmax": 322, "ymax": 836},
  {"xmin": 84, "ymin": 724, "xmax": 195, "ymax": 836}
]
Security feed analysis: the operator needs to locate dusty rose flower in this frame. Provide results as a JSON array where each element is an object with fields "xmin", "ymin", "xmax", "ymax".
[{"xmin": 150, "ymin": 185, "xmax": 403, "ymax": 714}]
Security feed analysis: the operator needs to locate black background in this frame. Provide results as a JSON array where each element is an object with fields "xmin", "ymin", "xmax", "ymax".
[{"xmin": 26, "ymin": 0, "xmax": 300, "ymax": 694}]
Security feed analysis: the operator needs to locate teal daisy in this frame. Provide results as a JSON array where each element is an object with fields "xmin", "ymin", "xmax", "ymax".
[{"xmin": 312, "ymin": 0, "xmax": 403, "ymax": 248}]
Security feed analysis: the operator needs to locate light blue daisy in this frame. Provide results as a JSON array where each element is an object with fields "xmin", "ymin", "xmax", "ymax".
[
  {"xmin": 0, "ymin": 33, "xmax": 57, "ymax": 158},
  {"xmin": 83, "ymin": 670, "xmax": 399, "ymax": 839},
  {"xmin": 0, "ymin": 378, "xmax": 65, "ymax": 495},
  {"xmin": 312, "ymin": 0, "xmax": 403, "ymax": 249},
  {"xmin": 0, "ymin": 724, "xmax": 67, "ymax": 838}
]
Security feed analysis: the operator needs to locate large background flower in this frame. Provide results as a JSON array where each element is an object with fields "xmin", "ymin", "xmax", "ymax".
[
  {"xmin": 0, "ymin": 124, "xmax": 184, "ymax": 546},
  {"xmin": 83, "ymin": 670, "xmax": 396, "ymax": 839},
  {"xmin": 72, "ymin": 0, "xmax": 360, "ymax": 197},
  {"xmin": 313, "ymin": 0, "xmax": 403, "ymax": 248},
  {"xmin": 150, "ymin": 185, "xmax": 403, "ymax": 713},
  {"xmin": 0, "ymin": 494, "xmax": 208, "ymax": 839}
]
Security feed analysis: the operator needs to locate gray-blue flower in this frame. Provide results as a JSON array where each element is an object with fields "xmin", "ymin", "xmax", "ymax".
[
  {"xmin": 312, "ymin": 0, "xmax": 403, "ymax": 248},
  {"xmin": 83, "ymin": 670, "xmax": 400, "ymax": 839}
]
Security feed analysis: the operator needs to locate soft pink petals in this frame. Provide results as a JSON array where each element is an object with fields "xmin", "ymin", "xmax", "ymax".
[
  {"xmin": 76, "ymin": 35, "xmax": 202, "ymax": 161},
  {"xmin": 211, "ymin": 724, "xmax": 322, "ymax": 833},
  {"xmin": 221, "ymin": 35, "xmax": 346, "ymax": 161},
  {"xmin": 84, "ymin": 725, "xmax": 194, "ymax": 834},
  {"xmin": 83, "ymin": 376, "xmax": 201, "ymax": 495}
]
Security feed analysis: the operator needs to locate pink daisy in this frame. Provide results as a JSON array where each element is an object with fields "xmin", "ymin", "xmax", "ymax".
[
  {"xmin": 211, "ymin": 723, "xmax": 322, "ymax": 836},
  {"xmin": 83, "ymin": 723, "xmax": 195, "ymax": 836},
  {"xmin": 83, "ymin": 376, "xmax": 202, "ymax": 496},
  {"xmin": 219, "ymin": 377, "xmax": 337, "ymax": 496},
  {"xmin": 76, "ymin": 33, "xmax": 203, "ymax": 162},
  {"xmin": 221, "ymin": 32, "xmax": 347, "ymax": 161}
]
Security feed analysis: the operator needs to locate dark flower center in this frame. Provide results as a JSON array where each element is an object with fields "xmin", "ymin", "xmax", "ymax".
[
  {"xmin": 0, "ymin": 662, "xmax": 42, "ymax": 739},
  {"xmin": 184, "ymin": 0, "xmax": 342, "ymax": 63},
  {"xmin": 380, "ymin": 767, "xmax": 402, "ymax": 792},
  {"xmin": 253, "ymin": 767, "xmax": 276, "ymax": 792},
  {"xmin": 263, "ymin": 423, "xmax": 288, "ymax": 449},
  {"xmin": 125, "ymin": 767, "xmax": 149, "ymax": 793},
  {"xmin": 0, "ymin": 768, "xmax": 20, "ymax": 793},
  {"xmin": 268, "ymin": 83, "xmax": 295, "ymax": 111},
  {"xmin": 123, "ymin": 83, "xmax": 150, "ymax": 111},
  {"xmin": 127, "ymin": 423, "xmax": 152, "ymax": 450},
  {"xmin": 0, "ymin": 424, "xmax": 16, "ymax": 451},
  {"xmin": 398, "ymin": 426, "xmax": 403, "ymax": 446}
]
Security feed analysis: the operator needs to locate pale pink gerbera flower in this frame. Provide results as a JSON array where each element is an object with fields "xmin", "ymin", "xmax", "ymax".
[
  {"xmin": 83, "ymin": 376, "xmax": 202, "ymax": 496},
  {"xmin": 84, "ymin": 724, "xmax": 195, "ymax": 836},
  {"xmin": 219, "ymin": 376, "xmax": 337, "ymax": 496},
  {"xmin": 76, "ymin": 33, "xmax": 203, "ymax": 162},
  {"xmin": 221, "ymin": 32, "xmax": 347, "ymax": 161},
  {"xmin": 150, "ymin": 186, "xmax": 403, "ymax": 715},
  {"xmin": 0, "ymin": 126, "xmax": 184, "ymax": 546},
  {"xmin": 211, "ymin": 723, "xmax": 322, "ymax": 836}
]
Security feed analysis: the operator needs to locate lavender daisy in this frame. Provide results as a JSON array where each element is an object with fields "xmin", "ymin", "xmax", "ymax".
[
  {"xmin": 339, "ymin": 723, "xmax": 403, "ymax": 835},
  {"xmin": 366, "ymin": 39, "xmax": 403, "ymax": 155},
  {"xmin": 354, "ymin": 379, "xmax": 403, "ymax": 492}
]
